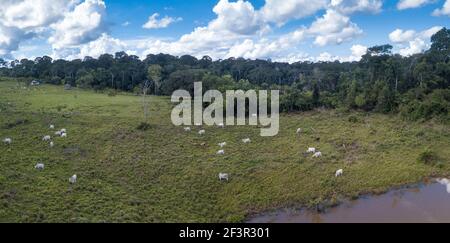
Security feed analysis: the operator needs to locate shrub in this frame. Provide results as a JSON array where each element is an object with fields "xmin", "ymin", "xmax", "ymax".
[
  {"xmin": 137, "ymin": 122, "xmax": 151, "ymax": 131},
  {"xmin": 348, "ymin": 115, "xmax": 360, "ymax": 123},
  {"xmin": 417, "ymin": 148, "xmax": 437, "ymax": 165},
  {"xmin": 355, "ymin": 94, "xmax": 366, "ymax": 108},
  {"xmin": 107, "ymin": 90, "xmax": 117, "ymax": 97},
  {"xmin": 49, "ymin": 76, "xmax": 62, "ymax": 85},
  {"xmin": 400, "ymin": 89, "xmax": 450, "ymax": 121},
  {"xmin": 4, "ymin": 119, "xmax": 29, "ymax": 129}
]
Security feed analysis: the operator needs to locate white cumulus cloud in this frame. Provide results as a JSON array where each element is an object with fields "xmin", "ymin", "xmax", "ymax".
[
  {"xmin": 397, "ymin": 0, "xmax": 433, "ymax": 10},
  {"xmin": 49, "ymin": 0, "xmax": 107, "ymax": 50},
  {"xmin": 260, "ymin": 0, "xmax": 328, "ymax": 26},
  {"xmin": 308, "ymin": 10, "xmax": 363, "ymax": 46},
  {"xmin": 330, "ymin": 0, "xmax": 382, "ymax": 14},
  {"xmin": 432, "ymin": 0, "xmax": 450, "ymax": 16},
  {"xmin": 389, "ymin": 26, "xmax": 442, "ymax": 56},
  {"xmin": 0, "ymin": 0, "xmax": 77, "ymax": 58},
  {"xmin": 143, "ymin": 13, "xmax": 182, "ymax": 29},
  {"xmin": 53, "ymin": 33, "xmax": 129, "ymax": 60}
]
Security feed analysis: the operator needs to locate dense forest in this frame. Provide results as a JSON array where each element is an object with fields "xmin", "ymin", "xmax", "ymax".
[{"xmin": 1, "ymin": 28, "xmax": 449, "ymax": 121}]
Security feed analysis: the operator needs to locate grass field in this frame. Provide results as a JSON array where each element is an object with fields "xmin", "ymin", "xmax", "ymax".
[{"xmin": 0, "ymin": 80, "xmax": 449, "ymax": 222}]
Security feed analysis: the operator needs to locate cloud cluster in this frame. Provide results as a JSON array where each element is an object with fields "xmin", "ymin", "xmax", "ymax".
[
  {"xmin": 309, "ymin": 10, "xmax": 363, "ymax": 46},
  {"xmin": 0, "ymin": 0, "xmax": 379, "ymax": 62},
  {"xmin": 143, "ymin": 13, "xmax": 182, "ymax": 29},
  {"xmin": 3, "ymin": 0, "xmax": 445, "ymax": 63},
  {"xmin": 0, "ymin": 0, "xmax": 107, "ymax": 59},
  {"xmin": 397, "ymin": 0, "xmax": 433, "ymax": 10},
  {"xmin": 133, "ymin": 0, "xmax": 372, "ymax": 63},
  {"xmin": 330, "ymin": 0, "xmax": 382, "ymax": 14},
  {"xmin": 260, "ymin": 0, "xmax": 328, "ymax": 25},
  {"xmin": 49, "ymin": 0, "xmax": 107, "ymax": 50},
  {"xmin": 389, "ymin": 26, "xmax": 442, "ymax": 56},
  {"xmin": 432, "ymin": 0, "xmax": 450, "ymax": 16}
]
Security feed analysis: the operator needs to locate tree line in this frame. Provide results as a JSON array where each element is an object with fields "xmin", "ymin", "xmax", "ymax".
[{"xmin": 1, "ymin": 28, "xmax": 449, "ymax": 121}]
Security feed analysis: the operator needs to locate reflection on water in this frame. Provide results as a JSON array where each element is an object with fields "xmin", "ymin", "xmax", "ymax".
[{"xmin": 248, "ymin": 179, "xmax": 450, "ymax": 223}]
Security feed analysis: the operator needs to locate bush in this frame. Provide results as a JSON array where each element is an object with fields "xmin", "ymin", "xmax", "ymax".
[
  {"xmin": 400, "ymin": 89, "xmax": 450, "ymax": 121},
  {"xmin": 417, "ymin": 148, "xmax": 437, "ymax": 165},
  {"xmin": 348, "ymin": 115, "xmax": 360, "ymax": 123},
  {"xmin": 49, "ymin": 76, "xmax": 62, "ymax": 85},
  {"xmin": 107, "ymin": 90, "xmax": 117, "ymax": 97},
  {"xmin": 137, "ymin": 122, "xmax": 151, "ymax": 131},
  {"xmin": 133, "ymin": 86, "xmax": 142, "ymax": 96},
  {"xmin": 355, "ymin": 94, "xmax": 366, "ymax": 108}
]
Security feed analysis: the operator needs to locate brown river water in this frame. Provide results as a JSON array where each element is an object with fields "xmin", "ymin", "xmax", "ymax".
[{"xmin": 247, "ymin": 179, "xmax": 450, "ymax": 223}]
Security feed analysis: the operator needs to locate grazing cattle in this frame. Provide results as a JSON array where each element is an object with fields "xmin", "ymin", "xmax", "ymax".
[
  {"xmin": 3, "ymin": 138, "xmax": 12, "ymax": 144},
  {"xmin": 50, "ymin": 141, "xmax": 54, "ymax": 148},
  {"xmin": 61, "ymin": 133, "xmax": 67, "ymax": 138},
  {"xmin": 184, "ymin": 127, "xmax": 191, "ymax": 132},
  {"xmin": 296, "ymin": 128, "xmax": 302, "ymax": 134},
  {"xmin": 49, "ymin": 125, "xmax": 55, "ymax": 129},
  {"xmin": 242, "ymin": 138, "xmax": 251, "ymax": 144},
  {"xmin": 307, "ymin": 147, "xmax": 316, "ymax": 153},
  {"xmin": 217, "ymin": 150, "xmax": 225, "ymax": 155},
  {"xmin": 312, "ymin": 152, "xmax": 322, "ymax": 158},
  {"xmin": 55, "ymin": 131, "xmax": 62, "ymax": 136},
  {"xmin": 198, "ymin": 130, "xmax": 205, "ymax": 135},
  {"xmin": 42, "ymin": 135, "xmax": 51, "ymax": 141},
  {"xmin": 335, "ymin": 169, "xmax": 343, "ymax": 177},
  {"xmin": 60, "ymin": 129, "xmax": 67, "ymax": 133},
  {"xmin": 219, "ymin": 173, "xmax": 229, "ymax": 182},
  {"xmin": 35, "ymin": 163, "xmax": 45, "ymax": 170},
  {"xmin": 218, "ymin": 142, "xmax": 227, "ymax": 148},
  {"xmin": 69, "ymin": 175, "xmax": 77, "ymax": 184}
]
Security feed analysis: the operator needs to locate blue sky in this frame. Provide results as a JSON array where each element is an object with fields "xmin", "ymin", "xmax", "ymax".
[{"xmin": 1, "ymin": 0, "xmax": 449, "ymax": 62}]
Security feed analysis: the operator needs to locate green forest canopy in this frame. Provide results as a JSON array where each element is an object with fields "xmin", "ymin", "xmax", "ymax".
[{"xmin": 1, "ymin": 28, "xmax": 449, "ymax": 121}]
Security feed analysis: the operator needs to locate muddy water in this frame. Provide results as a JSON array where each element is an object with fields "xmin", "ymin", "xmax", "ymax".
[{"xmin": 248, "ymin": 179, "xmax": 450, "ymax": 223}]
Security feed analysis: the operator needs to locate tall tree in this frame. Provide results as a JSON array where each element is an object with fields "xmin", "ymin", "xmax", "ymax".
[{"xmin": 148, "ymin": 64, "xmax": 162, "ymax": 95}]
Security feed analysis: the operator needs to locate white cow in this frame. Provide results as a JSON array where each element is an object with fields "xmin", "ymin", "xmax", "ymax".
[
  {"xmin": 307, "ymin": 147, "xmax": 316, "ymax": 153},
  {"xmin": 3, "ymin": 138, "xmax": 12, "ymax": 144},
  {"xmin": 335, "ymin": 169, "xmax": 343, "ymax": 177},
  {"xmin": 35, "ymin": 163, "xmax": 45, "ymax": 170},
  {"xmin": 42, "ymin": 135, "xmax": 51, "ymax": 141},
  {"xmin": 60, "ymin": 128, "xmax": 67, "ymax": 133},
  {"xmin": 217, "ymin": 150, "xmax": 225, "ymax": 155},
  {"xmin": 61, "ymin": 133, "xmax": 67, "ymax": 138},
  {"xmin": 312, "ymin": 152, "xmax": 322, "ymax": 158},
  {"xmin": 69, "ymin": 174, "xmax": 77, "ymax": 184},
  {"xmin": 49, "ymin": 124, "xmax": 55, "ymax": 129},
  {"xmin": 50, "ymin": 141, "xmax": 54, "ymax": 148},
  {"xmin": 219, "ymin": 173, "xmax": 229, "ymax": 182},
  {"xmin": 198, "ymin": 130, "xmax": 205, "ymax": 135},
  {"xmin": 218, "ymin": 142, "xmax": 227, "ymax": 148},
  {"xmin": 55, "ymin": 131, "xmax": 62, "ymax": 136},
  {"xmin": 438, "ymin": 178, "xmax": 450, "ymax": 185},
  {"xmin": 437, "ymin": 178, "xmax": 450, "ymax": 194},
  {"xmin": 242, "ymin": 138, "xmax": 251, "ymax": 144},
  {"xmin": 184, "ymin": 127, "xmax": 191, "ymax": 132}
]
